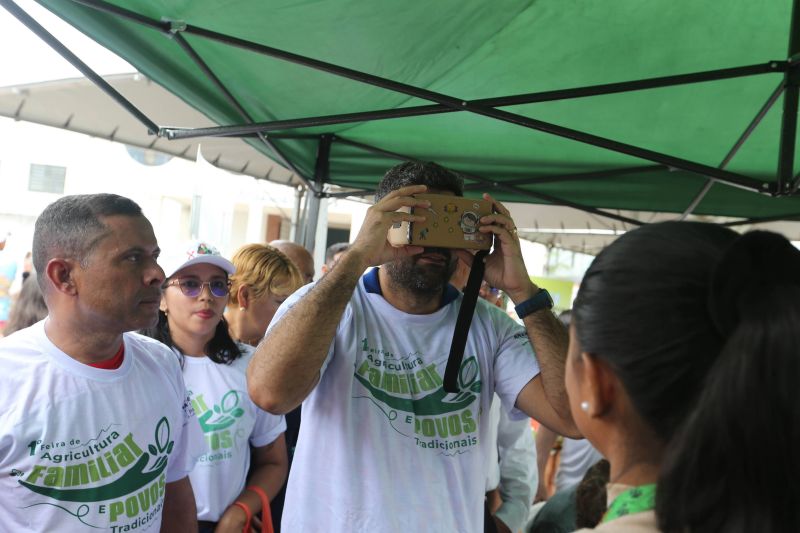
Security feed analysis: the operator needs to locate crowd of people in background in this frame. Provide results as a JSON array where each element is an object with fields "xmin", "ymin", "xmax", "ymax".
[{"xmin": 0, "ymin": 161, "xmax": 797, "ymax": 532}]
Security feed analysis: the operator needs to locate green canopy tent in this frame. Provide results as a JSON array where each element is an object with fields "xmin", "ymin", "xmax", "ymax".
[{"xmin": 4, "ymin": 0, "xmax": 800, "ymax": 251}]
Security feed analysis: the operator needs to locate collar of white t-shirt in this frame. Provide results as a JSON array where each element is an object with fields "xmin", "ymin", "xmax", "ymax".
[{"xmin": 37, "ymin": 319, "xmax": 133, "ymax": 382}]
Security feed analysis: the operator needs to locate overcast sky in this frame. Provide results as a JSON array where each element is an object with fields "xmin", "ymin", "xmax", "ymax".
[{"xmin": 0, "ymin": 0, "xmax": 133, "ymax": 87}]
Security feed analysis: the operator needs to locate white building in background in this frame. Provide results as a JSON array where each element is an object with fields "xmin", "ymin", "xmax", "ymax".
[{"xmin": 0, "ymin": 117, "xmax": 362, "ymax": 276}]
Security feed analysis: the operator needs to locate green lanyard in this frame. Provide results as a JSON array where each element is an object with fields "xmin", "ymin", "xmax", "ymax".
[{"xmin": 602, "ymin": 484, "xmax": 657, "ymax": 523}]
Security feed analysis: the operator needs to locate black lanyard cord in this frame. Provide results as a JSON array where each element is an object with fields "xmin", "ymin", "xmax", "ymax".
[{"xmin": 443, "ymin": 248, "xmax": 489, "ymax": 393}]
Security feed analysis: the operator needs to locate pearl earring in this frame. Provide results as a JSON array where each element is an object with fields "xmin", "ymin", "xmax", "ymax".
[
  {"xmin": 239, "ymin": 306, "xmax": 246, "ymax": 312},
  {"xmin": 580, "ymin": 401, "xmax": 590, "ymax": 412}
]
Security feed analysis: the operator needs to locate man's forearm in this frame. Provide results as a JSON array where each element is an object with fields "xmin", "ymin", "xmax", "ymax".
[
  {"xmin": 247, "ymin": 250, "xmax": 367, "ymax": 413},
  {"xmin": 522, "ymin": 309, "xmax": 571, "ymax": 421}
]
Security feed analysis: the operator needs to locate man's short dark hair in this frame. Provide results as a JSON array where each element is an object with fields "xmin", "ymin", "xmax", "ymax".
[
  {"xmin": 33, "ymin": 194, "xmax": 143, "ymax": 290},
  {"xmin": 374, "ymin": 161, "xmax": 464, "ymax": 202},
  {"xmin": 325, "ymin": 242, "xmax": 350, "ymax": 265}
]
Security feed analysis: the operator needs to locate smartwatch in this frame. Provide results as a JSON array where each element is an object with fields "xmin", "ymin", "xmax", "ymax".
[{"xmin": 514, "ymin": 289, "xmax": 554, "ymax": 319}]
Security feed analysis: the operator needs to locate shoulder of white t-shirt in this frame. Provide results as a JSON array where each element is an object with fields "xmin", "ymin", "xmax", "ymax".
[
  {"xmin": 232, "ymin": 342, "xmax": 255, "ymax": 369},
  {"xmin": 286, "ymin": 281, "xmax": 317, "ymax": 304},
  {"xmin": 0, "ymin": 321, "xmax": 49, "ymax": 381},
  {"xmin": 124, "ymin": 332, "xmax": 181, "ymax": 367}
]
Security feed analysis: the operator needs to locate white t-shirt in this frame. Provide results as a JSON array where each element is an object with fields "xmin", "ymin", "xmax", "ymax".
[
  {"xmin": 0, "ymin": 321, "xmax": 203, "ymax": 532},
  {"xmin": 179, "ymin": 344, "xmax": 286, "ymax": 521},
  {"xmin": 484, "ymin": 395, "xmax": 537, "ymax": 532},
  {"xmin": 274, "ymin": 269, "xmax": 541, "ymax": 533}
]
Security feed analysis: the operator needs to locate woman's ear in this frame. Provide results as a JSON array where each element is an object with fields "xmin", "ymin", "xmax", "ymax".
[
  {"xmin": 236, "ymin": 284, "xmax": 250, "ymax": 310},
  {"xmin": 580, "ymin": 352, "xmax": 617, "ymax": 418}
]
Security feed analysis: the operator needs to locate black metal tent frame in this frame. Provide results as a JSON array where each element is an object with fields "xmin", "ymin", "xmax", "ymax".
[{"xmin": 4, "ymin": 0, "xmax": 800, "ymax": 229}]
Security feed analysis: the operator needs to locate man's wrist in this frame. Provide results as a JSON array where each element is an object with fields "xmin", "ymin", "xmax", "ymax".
[
  {"xmin": 506, "ymin": 281, "xmax": 539, "ymax": 305},
  {"xmin": 345, "ymin": 245, "xmax": 379, "ymax": 271},
  {"xmin": 514, "ymin": 288, "xmax": 554, "ymax": 319}
]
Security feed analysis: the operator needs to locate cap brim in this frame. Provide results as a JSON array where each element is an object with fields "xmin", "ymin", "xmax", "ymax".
[{"xmin": 166, "ymin": 255, "xmax": 236, "ymax": 279}]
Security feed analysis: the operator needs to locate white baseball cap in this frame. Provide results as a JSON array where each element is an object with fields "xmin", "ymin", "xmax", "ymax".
[{"xmin": 161, "ymin": 241, "xmax": 235, "ymax": 280}]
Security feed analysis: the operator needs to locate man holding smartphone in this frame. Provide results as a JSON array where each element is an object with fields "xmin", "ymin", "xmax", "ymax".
[{"xmin": 248, "ymin": 161, "xmax": 577, "ymax": 532}]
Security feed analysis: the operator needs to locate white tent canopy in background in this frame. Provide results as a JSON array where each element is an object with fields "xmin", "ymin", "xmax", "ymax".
[
  {"xmin": 0, "ymin": 74, "xmax": 298, "ymax": 186},
  {"xmin": 507, "ymin": 204, "xmax": 800, "ymax": 255}
]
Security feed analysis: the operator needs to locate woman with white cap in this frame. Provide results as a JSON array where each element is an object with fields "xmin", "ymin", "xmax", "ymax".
[{"xmin": 142, "ymin": 241, "xmax": 287, "ymax": 533}]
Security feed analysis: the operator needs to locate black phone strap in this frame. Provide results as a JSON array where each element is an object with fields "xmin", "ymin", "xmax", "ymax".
[{"xmin": 443, "ymin": 249, "xmax": 489, "ymax": 393}]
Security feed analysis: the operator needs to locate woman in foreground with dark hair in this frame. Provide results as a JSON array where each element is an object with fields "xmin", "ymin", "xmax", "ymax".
[
  {"xmin": 655, "ymin": 230, "xmax": 800, "ymax": 532},
  {"xmin": 142, "ymin": 241, "xmax": 287, "ymax": 533},
  {"xmin": 566, "ymin": 222, "xmax": 799, "ymax": 532}
]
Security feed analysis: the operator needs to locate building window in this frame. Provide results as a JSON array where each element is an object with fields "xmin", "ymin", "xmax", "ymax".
[{"xmin": 29, "ymin": 164, "xmax": 66, "ymax": 194}]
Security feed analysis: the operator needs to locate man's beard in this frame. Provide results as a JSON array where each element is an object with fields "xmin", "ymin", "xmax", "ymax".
[{"xmin": 384, "ymin": 247, "xmax": 457, "ymax": 296}]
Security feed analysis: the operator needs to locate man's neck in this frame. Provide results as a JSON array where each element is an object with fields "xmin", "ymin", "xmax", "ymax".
[
  {"xmin": 44, "ymin": 315, "xmax": 124, "ymax": 365},
  {"xmin": 378, "ymin": 268, "xmax": 442, "ymax": 315}
]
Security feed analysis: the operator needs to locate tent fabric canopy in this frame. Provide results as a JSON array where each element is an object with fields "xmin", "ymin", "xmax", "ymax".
[{"xmin": 15, "ymin": 0, "xmax": 800, "ymax": 223}]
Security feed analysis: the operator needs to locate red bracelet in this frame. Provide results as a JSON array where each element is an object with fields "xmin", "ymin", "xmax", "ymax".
[
  {"xmin": 246, "ymin": 485, "xmax": 274, "ymax": 533},
  {"xmin": 233, "ymin": 501, "xmax": 252, "ymax": 533}
]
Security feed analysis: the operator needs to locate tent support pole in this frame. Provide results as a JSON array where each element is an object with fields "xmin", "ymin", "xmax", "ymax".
[
  {"xmin": 680, "ymin": 80, "xmax": 785, "ymax": 219},
  {"xmin": 170, "ymin": 32, "xmax": 314, "ymax": 191},
  {"xmin": 723, "ymin": 213, "xmax": 800, "ymax": 226},
  {"xmin": 253, "ymin": 133, "xmax": 321, "ymax": 140},
  {"xmin": 169, "ymin": 106, "xmax": 768, "ymax": 194},
  {"xmin": 333, "ymin": 136, "xmax": 645, "ymax": 227},
  {"xmin": 289, "ymin": 186, "xmax": 305, "ymax": 242},
  {"xmin": 302, "ymin": 135, "xmax": 332, "ymax": 253},
  {"xmin": 781, "ymin": 0, "xmax": 800, "ymax": 193},
  {"xmin": 163, "ymin": 61, "xmax": 786, "ymax": 140},
  {"xmin": 0, "ymin": 0, "xmax": 159, "ymax": 134},
  {"xmin": 463, "ymin": 165, "xmax": 665, "ymax": 190},
  {"xmin": 326, "ymin": 189, "xmax": 375, "ymax": 199},
  {"xmin": 464, "ymin": 175, "xmax": 645, "ymax": 227}
]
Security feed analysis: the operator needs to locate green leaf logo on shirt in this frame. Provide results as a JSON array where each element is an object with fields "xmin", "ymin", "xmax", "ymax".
[
  {"xmin": 355, "ymin": 356, "xmax": 481, "ymax": 416},
  {"xmin": 19, "ymin": 417, "xmax": 173, "ymax": 503},
  {"xmin": 197, "ymin": 390, "xmax": 245, "ymax": 433}
]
